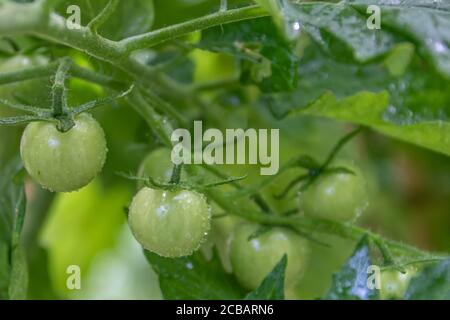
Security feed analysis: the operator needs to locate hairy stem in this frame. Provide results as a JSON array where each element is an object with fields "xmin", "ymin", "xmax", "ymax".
[
  {"xmin": 119, "ymin": 5, "xmax": 267, "ymax": 52},
  {"xmin": 87, "ymin": 0, "xmax": 120, "ymax": 32}
]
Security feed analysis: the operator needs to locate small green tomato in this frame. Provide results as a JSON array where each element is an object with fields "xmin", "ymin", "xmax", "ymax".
[
  {"xmin": 20, "ymin": 113, "xmax": 107, "ymax": 192},
  {"xmin": 380, "ymin": 269, "xmax": 415, "ymax": 300},
  {"xmin": 299, "ymin": 163, "xmax": 369, "ymax": 222},
  {"xmin": 137, "ymin": 147, "xmax": 175, "ymax": 187},
  {"xmin": 229, "ymin": 223, "xmax": 309, "ymax": 291},
  {"xmin": 128, "ymin": 187, "xmax": 211, "ymax": 257}
]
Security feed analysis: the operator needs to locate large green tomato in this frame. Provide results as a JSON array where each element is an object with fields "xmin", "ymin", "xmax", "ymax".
[
  {"xmin": 299, "ymin": 163, "xmax": 369, "ymax": 222},
  {"xmin": 20, "ymin": 113, "xmax": 107, "ymax": 192},
  {"xmin": 229, "ymin": 223, "xmax": 309, "ymax": 290},
  {"xmin": 128, "ymin": 187, "xmax": 211, "ymax": 257}
]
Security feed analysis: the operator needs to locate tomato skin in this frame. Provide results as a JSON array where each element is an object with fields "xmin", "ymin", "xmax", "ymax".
[
  {"xmin": 380, "ymin": 269, "xmax": 415, "ymax": 300},
  {"xmin": 299, "ymin": 163, "xmax": 369, "ymax": 222},
  {"xmin": 20, "ymin": 113, "xmax": 107, "ymax": 192},
  {"xmin": 229, "ymin": 223, "xmax": 309, "ymax": 291},
  {"xmin": 137, "ymin": 148, "xmax": 175, "ymax": 187},
  {"xmin": 128, "ymin": 187, "xmax": 211, "ymax": 257}
]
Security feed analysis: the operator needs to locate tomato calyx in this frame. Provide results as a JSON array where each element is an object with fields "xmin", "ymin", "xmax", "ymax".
[
  {"xmin": 0, "ymin": 57, "xmax": 133, "ymax": 131},
  {"xmin": 273, "ymin": 126, "xmax": 363, "ymax": 200}
]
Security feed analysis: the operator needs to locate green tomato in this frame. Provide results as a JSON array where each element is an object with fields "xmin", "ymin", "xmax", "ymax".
[
  {"xmin": 20, "ymin": 113, "xmax": 107, "ymax": 192},
  {"xmin": 229, "ymin": 223, "xmax": 309, "ymax": 291},
  {"xmin": 128, "ymin": 187, "xmax": 211, "ymax": 257},
  {"xmin": 299, "ymin": 163, "xmax": 369, "ymax": 222},
  {"xmin": 380, "ymin": 269, "xmax": 415, "ymax": 300},
  {"xmin": 137, "ymin": 147, "xmax": 175, "ymax": 187}
]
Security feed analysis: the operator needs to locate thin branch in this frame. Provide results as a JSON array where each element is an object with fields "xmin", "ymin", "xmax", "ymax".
[
  {"xmin": 0, "ymin": 115, "xmax": 49, "ymax": 125},
  {"xmin": 120, "ymin": 5, "xmax": 267, "ymax": 52},
  {"xmin": 70, "ymin": 62, "xmax": 127, "ymax": 91},
  {"xmin": 198, "ymin": 175, "xmax": 247, "ymax": 189},
  {"xmin": 87, "ymin": 0, "xmax": 120, "ymax": 32},
  {"xmin": 320, "ymin": 126, "xmax": 364, "ymax": 170},
  {"xmin": 70, "ymin": 85, "xmax": 134, "ymax": 115},
  {"xmin": 220, "ymin": 0, "xmax": 228, "ymax": 12},
  {"xmin": 0, "ymin": 60, "xmax": 58, "ymax": 85},
  {"xmin": 0, "ymin": 99, "xmax": 50, "ymax": 115}
]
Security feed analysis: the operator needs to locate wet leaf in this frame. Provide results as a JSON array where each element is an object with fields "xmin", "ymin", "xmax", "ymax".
[
  {"xmin": 145, "ymin": 248, "xmax": 245, "ymax": 300},
  {"xmin": 326, "ymin": 235, "xmax": 379, "ymax": 300}
]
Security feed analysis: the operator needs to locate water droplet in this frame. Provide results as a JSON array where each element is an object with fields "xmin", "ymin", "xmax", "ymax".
[{"xmin": 284, "ymin": 20, "xmax": 302, "ymax": 41}]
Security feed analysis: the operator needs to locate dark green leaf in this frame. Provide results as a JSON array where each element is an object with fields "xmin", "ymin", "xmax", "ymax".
[
  {"xmin": 145, "ymin": 248, "xmax": 246, "ymax": 300},
  {"xmin": 289, "ymin": 2, "xmax": 396, "ymax": 62},
  {"xmin": 245, "ymin": 254, "xmax": 286, "ymax": 300},
  {"xmin": 404, "ymin": 259, "xmax": 450, "ymax": 300},
  {"xmin": 0, "ymin": 157, "xmax": 23, "ymax": 244},
  {"xmin": 0, "ymin": 157, "xmax": 27, "ymax": 300},
  {"xmin": 0, "ymin": 242, "xmax": 10, "ymax": 300},
  {"xmin": 348, "ymin": 0, "xmax": 450, "ymax": 77},
  {"xmin": 325, "ymin": 235, "xmax": 379, "ymax": 300},
  {"xmin": 198, "ymin": 17, "xmax": 299, "ymax": 93}
]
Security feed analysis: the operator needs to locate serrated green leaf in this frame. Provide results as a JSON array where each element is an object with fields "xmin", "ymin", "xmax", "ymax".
[
  {"xmin": 294, "ymin": 90, "xmax": 450, "ymax": 158},
  {"xmin": 198, "ymin": 17, "xmax": 299, "ymax": 93},
  {"xmin": 326, "ymin": 235, "xmax": 379, "ymax": 300},
  {"xmin": 353, "ymin": 0, "xmax": 450, "ymax": 77},
  {"xmin": 404, "ymin": 259, "xmax": 450, "ymax": 300},
  {"xmin": 289, "ymin": 2, "xmax": 396, "ymax": 62},
  {"xmin": 145, "ymin": 248, "xmax": 246, "ymax": 300},
  {"xmin": 245, "ymin": 254, "xmax": 286, "ymax": 300}
]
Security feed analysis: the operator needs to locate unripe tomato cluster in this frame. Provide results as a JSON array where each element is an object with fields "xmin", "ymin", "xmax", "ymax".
[
  {"xmin": 128, "ymin": 149, "xmax": 370, "ymax": 292},
  {"xmin": 1, "ymin": 54, "xmax": 370, "ymax": 292}
]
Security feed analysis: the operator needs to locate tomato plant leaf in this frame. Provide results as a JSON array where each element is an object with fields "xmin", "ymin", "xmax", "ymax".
[
  {"xmin": 245, "ymin": 254, "xmax": 286, "ymax": 300},
  {"xmin": 293, "ymin": 90, "xmax": 450, "ymax": 158},
  {"xmin": 145, "ymin": 248, "xmax": 246, "ymax": 300},
  {"xmin": 348, "ymin": 0, "xmax": 450, "ymax": 77},
  {"xmin": 0, "ymin": 242, "xmax": 10, "ymax": 299},
  {"xmin": 0, "ymin": 157, "xmax": 27, "ymax": 300},
  {"xmin": 325, "ymin": 235, "xmax": 379, "ymax": 300},
  {"xmin": 289, "ymin": 2, "xmax": 396, "ymax": 62},
  {"xmin": 404, "ymin": 259, "xmax": 450, "ymax": 300},
  {"xmin": 198, "ymin": 17, "xmax": 299, "ymax": 93}
]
